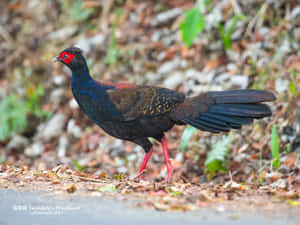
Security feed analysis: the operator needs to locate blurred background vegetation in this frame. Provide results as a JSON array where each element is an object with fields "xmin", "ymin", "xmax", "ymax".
[{"xmin": 0, "ymin": 0, "xmax": 299, "ymax": 184}]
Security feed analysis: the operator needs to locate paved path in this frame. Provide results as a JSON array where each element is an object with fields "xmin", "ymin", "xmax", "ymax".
[{"xmin": 0, "ymin": 189, "xmax": 299, "ymax": 225}]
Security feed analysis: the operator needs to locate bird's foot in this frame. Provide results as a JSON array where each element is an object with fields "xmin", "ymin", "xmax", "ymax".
[
  {"xmin": 133, "ymin": 170, "xmax": 147, "ymax": 182},
  {"xmin": 162, "ymin": 167, "xmax": 174, "ymax": 184}
]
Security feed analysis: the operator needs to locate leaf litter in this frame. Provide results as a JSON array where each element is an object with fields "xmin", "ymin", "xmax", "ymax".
[
  {"xmin": 0, "ymin": 0, "xmax": 300, "ymax": 213},
  {"xmin": 1, "ymin": 164, "xmax": 299, "ymax": 212}
]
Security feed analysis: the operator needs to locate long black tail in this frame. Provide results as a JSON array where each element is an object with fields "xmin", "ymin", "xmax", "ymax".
[{"xmin": 181, "ymin": 89, "xmax": 276, "ymax": 133}]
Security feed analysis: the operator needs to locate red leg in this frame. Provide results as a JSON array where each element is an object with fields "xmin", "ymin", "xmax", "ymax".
[
  {"xmin": 161, "ymin": 136, "xmax": 174, "ymax": 183},
  {"xmin": 135, "ymin": 148, "xmax": 153, "ymax": 181}
]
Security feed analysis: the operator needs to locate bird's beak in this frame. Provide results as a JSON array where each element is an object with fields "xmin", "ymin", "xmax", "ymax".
[{"xmin": 53, "ymin": 56, "xmax": 59, "ymax": 62}]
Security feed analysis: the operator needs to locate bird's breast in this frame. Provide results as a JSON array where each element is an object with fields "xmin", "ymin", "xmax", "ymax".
[{"xmin": 72, "ymin": 86, "xmax": 122, "ymax": 123}]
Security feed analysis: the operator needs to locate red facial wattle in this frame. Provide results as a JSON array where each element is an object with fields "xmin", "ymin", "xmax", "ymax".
[{"xmin": 59, "ymin": 51, "xmax": 75, "ymax": 64}]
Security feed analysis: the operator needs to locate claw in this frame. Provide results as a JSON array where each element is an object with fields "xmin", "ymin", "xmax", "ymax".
[
  {"xmin": 135, "ymin": 137, "xmax": 174, "ymax": 183},
  {"xmin": 162, "ymin": 167, "xmax": 174, "ymax": 184},
  {"xmin": 134, "ymin": 170, "xmax": 147, "ymax": 182},
  {"xmin": 135, "ymin": 148, "xmax": 153, "ymax": 181}
]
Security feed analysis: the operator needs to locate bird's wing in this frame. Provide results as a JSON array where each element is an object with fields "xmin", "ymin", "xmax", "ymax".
[{"xmin": 107, "ymin": 86, "xmax": 185, "ymax": 121}]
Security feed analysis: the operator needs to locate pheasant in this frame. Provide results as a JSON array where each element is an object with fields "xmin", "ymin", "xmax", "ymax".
[{"xmin": 54, "ymin": 46, "xmax": 276, "ymax": 182}]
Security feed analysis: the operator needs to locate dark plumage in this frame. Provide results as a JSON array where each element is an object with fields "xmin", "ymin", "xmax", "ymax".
[{"xmin": 54, "ymin": 46, "xmax": 276, "ymax": 182}]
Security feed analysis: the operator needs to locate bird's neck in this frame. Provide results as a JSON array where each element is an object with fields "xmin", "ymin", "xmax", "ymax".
[{"xmin": 71, "ymin": 65, "xmax": 93, "ymax": 86}]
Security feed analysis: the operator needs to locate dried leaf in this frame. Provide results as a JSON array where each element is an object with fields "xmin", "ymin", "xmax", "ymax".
[{"xmin": 66, "ymin": 184, "xmax": 77, "ymax": 193}]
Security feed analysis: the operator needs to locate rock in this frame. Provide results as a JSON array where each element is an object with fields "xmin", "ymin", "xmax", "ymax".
[
  {"xmin": 205, "ymin": 7, "xmax": 222, "ymax": 30},
  {"xmin": 270, "ymin": 178, "xmax": 287, "ymax": 189},
  {"xmin": 6, "ymin": 135, "xmax": 29, "ymax": 150},
  {"xmin": 215, "ymin": 74, "xmax": 248, "ymax": 89},
  {"xmin": 50, "ymin": 88, "xmax": 65, "ymax": 105},
  {"xmin": 49, "ymin": 26, "xmax": 77, "ymax": 41},
  {"xmin": 109, "ymin": 139, "xmax": 125, "ymax": 158},
  {"xmin": 291, "ymin": 135, "xmax": 300, "ymax": 152},
  {"xmin": 76, "ymin": 34, "xmax": 106, "ymax": 53},
  {"xmin": 151, "ymin": 31, "xmax": 162, "ymax": 42},
  {"xmin": 25, "ymin": 141, "xmax": 43, "ymax": 157},
  {"xmin": 127, "ymin": 153, "xmax": 137, "ymax": 161},
  {"xmin": 175, "ymin": 152, "xmax": 183, "ymax": 162},
  {"xmin": 151, "ymin": 8, "xmax": 183, "ymax": 26},
  {"xmin": 230, "ymin": 75, "xmax": 249, "ymax": 89},
  {"xmin": 242, "ymin": 42, "xmax": 264, "ymax": 63},
  {"xmin": 290, "ymin": 5, "xmax": 300, "ymax": 21},
  {"xmin": 185, "ymin": 84, "xmax": 223, "ymax": 95},
  {"xmin": 53, "ymin": 75, "xmax": 66, "ymax": 86},
  {"xmin": 294, "ymin": 175, "xmax": 300, "ymax": 184},
  {"xmin": 40, "ymin": 114, "xmax": 66, "ymax": 141},
  {"xmin": 57, "ymin": 135, "xmax": 69, "ymax": 158},
  {"xmin": 258, "ymin": 27, "xmax": 270, "ymax": 38},
  {"xmin": 274, "ymin": 38, "xmax": 291, "ymax": 63},
  {"xmin": 265, "ymin": 171, "xmax": 283, "ymax": 181},
  {"xmin": 186, "ymin": 69, "xmax": 215, "ymax": 84},
  {"xmin": 129, "ymin": 12, "xmax": 138, "ymax": 24},
  {"xmin": 157, "ymin": 58, "xmax": 180, "ymax": 75},
  {"xmin": 161, "ymin": 30, "xmax": 175, "ymax": 46},
  {"xmin": 226, "ymin": 49, "xmax": 241, "ymax": 62},
  {"xmin": 275, "ymin": 79, "xmax": 289, "ymax": 93},
  {"xmin": 117, "ymin": 166, "xmax": 128, "ymax": 173},
  {"xmin": 296, "ymin": 108, "xmax": 300, "ymax": 122},
  {"xmin": 163, "ymin": 72, "xmax": 183, "ymax": 89},
  {"xmin": 215, "ymin": 73, "xmax": 230, "ymax": 83},
  {"xmin": 281, "ymin": 125, "xmax": 296, "ymax": 143},
  {"xmin": 69, "ymin": 98, "xmax": 79, "ymax": 109},
  {"xmin": 180, "ymin": 60, "xmax": 188, "ymax": 68},
  {"xmin": 231, "ymin": 27, "xmax": 244, "ymax": 40},
  {"xmin": 67, "ymin": 119, "xmax": 82, "ymax": 138},
  {"xmin": 227, "ymin": 63, "xmax": 238, "ymax": 73},
  {"xmin": 293, "ymin": 28, "xmax": 300, "ymax": 41}
]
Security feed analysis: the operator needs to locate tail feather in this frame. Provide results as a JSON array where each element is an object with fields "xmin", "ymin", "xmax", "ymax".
[
  {"xmin": 194, "ymin": 118, "xmax": 231, "ymax": 132},
  {"xmin": 197, "ymin": 114, "xmax": 229, "ymax": 127},
  {"xmin": 208, "ymin": 103, "xmax": 271, "ymax": 118},
  {"xmin": 183, "ymin": 118, "xmax": 221, "ymax": 133},
  {"xmin": 179, "ymin": 89, "xmax": 275, "ymax": 133},
  {"xmin": 200, "ymin": 112, "xmax": 253, "ymax": 125},
  {"xmin": 207, "ymin": 89, "xmax": 276, "ymax": 104}
]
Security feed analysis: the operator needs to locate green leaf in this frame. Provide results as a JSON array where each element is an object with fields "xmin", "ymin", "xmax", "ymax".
[
  {"xmin": 180, "ymin": 4, "xmax": 205, "ymax": 48},
  {"xmin": 169, "ymin": 191, "xmax": 183, "ymax": 197},
  {"xmin": 218, "ymin": 14, "xmax": 247, "ymax": 50},
  {"xmin": 25, "ymin": 84, "xmax": 47, "ymax": 118},
  {"xmin": 289, "ymin": 80, "xmax": 297, "ymax": 95},
  {"xmin": 98, "ymin": 185, "xmax": 117, "ymax": 192},
  {"xmin": 205, "ymin": 134, "xmax": 233, "ymax": 179},
  {"xmin": 68, "ymin": 0, "xmax": 94, "ymax": 22},
  {"xmin": 113, "ymin": 173, "xmax": 126, "ymax": 180},
  {"xmin": 0, "ymin": 94, "xmax": 27, "ymax": 140},
  {"xmin": 271, "ymin": 125, "xmax": 280, "ymax": 170},
  {"xmin": 72, "ymin": 159, "xmax": 86, "ymax": 172},
  {"xmin": 105, "ymin": 8, "xmax": 123, "ymax": 65},
  {"xmin": 180, "ymin": 126, "xmax": 197, "ymax": 152}
]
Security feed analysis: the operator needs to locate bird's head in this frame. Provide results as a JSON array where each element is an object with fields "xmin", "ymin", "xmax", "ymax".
[{"xmin": 54, "ymin": 46, "xmax": 86, "ymax": 71}]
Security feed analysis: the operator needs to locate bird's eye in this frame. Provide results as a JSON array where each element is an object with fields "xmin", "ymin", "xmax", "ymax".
[{"xmin": 64, "ymin": 54, "xmax": 69, "ymax": 59}]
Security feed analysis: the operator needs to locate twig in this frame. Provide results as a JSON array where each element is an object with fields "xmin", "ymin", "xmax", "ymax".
[
  {"xmin": 0, "ymin": 25, "xmax": 15, "ymax": 48},
  {"xmin": 245, "ymin": 2, "xmax": 268, "ymax": 37},
  {"xmin": 70, "ymin": 174, "xmax": 106, "ymax": 183},
  {"xmin": 228, "ymin": 170, "xmax": 233, "ymax": 183},
  {"xmin": 100, "ymin": 0, "xmax": 114, "ymax": 32}
]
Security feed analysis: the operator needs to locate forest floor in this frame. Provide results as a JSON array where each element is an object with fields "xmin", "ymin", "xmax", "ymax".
[{"xmin": 1, "ymin": 164, "xmax": 300, "ymax": 213}]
